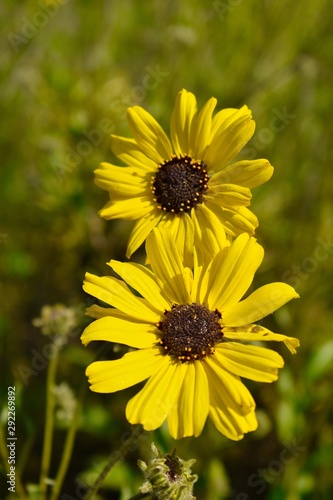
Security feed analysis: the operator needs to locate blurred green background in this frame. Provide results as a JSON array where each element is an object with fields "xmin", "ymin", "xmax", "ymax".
[{"xmin": 1, "ymin": 0, "xmax": 333, "ymax": 498}]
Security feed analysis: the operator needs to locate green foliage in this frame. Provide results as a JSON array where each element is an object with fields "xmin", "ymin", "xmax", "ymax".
[{"xmin": 1, "ymin": 0, "xmax": 333, "ymax": 498}]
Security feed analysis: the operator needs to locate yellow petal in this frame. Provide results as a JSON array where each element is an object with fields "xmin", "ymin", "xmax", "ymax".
[
  {"xmin": 205, "ymin": 107, "xmax": 255, "ymax": 171},
  {"xmin": 209, "ymin": 108, "xmax": 240, "ymax": 139},
  {"xmin": 126, "ymin": 210, "xmax": 162, "ymax": 258},
  {"xmin": 99, "ymin": 197, "xmax": 153, "ymax": 221},
  {"xmin": 127, "ymin": 106, "xmax": 172, "ymax": 163},
  {"xmin": 207, "ymin": 234, "xmax": 264, "ymax": 311},
  {"xmin": 206, "ymin": 184, "xmax": 252, "ymax": 207},
  {"xmin": 86, "ymin": 348, "xmax": 161, "ymax": 393},
  {"xmin": 204, "ymin": 356, "xmax": 257, "ymax": 440},
  {"xmin": 111, "ymin": 135, "xmax": 157, "ymax": 171},
  {"xmin": 94, "ymin": 163, "xmax": 148, "ymax": 196},
  {"xmin": 146, "ymin": 226, "xmax": 191, "ymax": 304},
  {"xmin": 191, "ymin": 248, "xmax": 208, "ymax": 305},
  {"xmin": 192, "ymin": 205, "xmax": 233, "ymax": 303},
  {"xmin": 223, "ymin": 283, "xmax": 300, "ymax": 326},
  {"xmin": 203, "ymin": 201, "xmax": 258, "ymax": 236},
  {"xmin": 126, "ymin": 357, "xmax": 186, "ymax": 431},
  {"xmin": 108, "ymin": 260, "xmax": 170, "ymax": 313},
  {"xmin": 209, "ymin": 159, "xmax": 274, "ymax": 189},
  {"xmin": 163, "ymin": 212, "xmax": 195, "ymax": 269},
  {"xmin": 209, "ymin": 404, "xmax": 258, "ymax": 441},
  {"xmin": 83, "ymin": 273, "xmax": 160, "ymax": 323},
  {"xmin": 192, "ymin": 204, "xmax": 230, "ymax": 265},
  {"xmin": 81, "ymin": 316, "xmax": 157, "ymax": 348},
  {"xmin": 204, "ymin": 355, "xmax": 256, "ymax": 409},
  {"xmin": 167, "ymin": 361, "xmax": 209, "ymax": 439},
  {"xmin": 215, "ymin": 343, "xmax": 284, "ymax": 382},
  {"xmin": 170, "ymin": 89, "xmax": 197, "ymax": 156},
  {"xmin": 224, "ymin": 325, "xmax": 300, "ymax": 354},
  {"xmin": 192, "ymin": 97, "xmax": 217, "ymax": 159},
  {"xmin": 85, "ymin": 305, "xmax": 130, "ymax": 319}
]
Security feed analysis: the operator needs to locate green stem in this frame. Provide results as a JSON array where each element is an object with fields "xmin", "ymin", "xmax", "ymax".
[
  {"xmin": 17, "ymin": 431, "xmax": 34, "ymax": 477},
  {"xmin": 50, "ymin": 381, "xmax": 86, "ymax": 500},
  {"xmin": 49, "ymin": 342, "xmax": 110, "ymax": 500},
  {"xmin": 39, "ymin": 345, "xmax": 60, "ymax": 500},
  {"xmin": 83, "ymin": 425, "xmax": 146, "ymax": 500}
]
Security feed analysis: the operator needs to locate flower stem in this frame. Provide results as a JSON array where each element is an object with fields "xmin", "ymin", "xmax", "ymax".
[
  {"xmin": 39, "ymin": 344, "xmax": 60, "ymax": 500},
  {"xmin": 83, "ymin": 425, "xmax": 146, "ymax": 500},
  {"xmin": 49, "ymin": 341, "xmax": 111, "ymax": 499},
  {"xmin": 50, "ymin": 380, "xmax": 86, "ymax": 500}
]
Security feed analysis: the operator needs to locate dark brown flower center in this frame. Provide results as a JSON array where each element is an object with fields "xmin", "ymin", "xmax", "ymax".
[
  {"xmin": 157, "ymin": 304, "xmax": 223, "ymax": 362},
  {"xmin": 151, "ymin": 155, "xmax": 209, "ymax": 213},
  {"xmin": 164, "ymin": 454, "xmax": 181, "ymax": 482}
]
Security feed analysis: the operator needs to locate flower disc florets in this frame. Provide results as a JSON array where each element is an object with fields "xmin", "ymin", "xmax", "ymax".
[
  {"xmin": 151, "ymin": 155, "xmax": 209, "ymax": 213},
  {"xmin": 157, "ymin": 304, "xmax": 223, "ymax": 362}
]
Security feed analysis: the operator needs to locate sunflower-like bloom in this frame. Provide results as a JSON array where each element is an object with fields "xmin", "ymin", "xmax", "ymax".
[
  {"xmin": 81, "ymin": 228, "xmax": 299, "ymax": 440},
  {"xmin": 95, "ymin": 89, "xmax": 274, "ymax": 257}
]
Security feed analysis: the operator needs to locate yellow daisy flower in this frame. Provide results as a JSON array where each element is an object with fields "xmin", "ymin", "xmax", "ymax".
[
  {"xmin": 81, "ymin": 229, "xmax": 299, "ymax": 441},
  {"xmin": 95, "ymin": 89, "xmax": 273, "ymax": 257}
]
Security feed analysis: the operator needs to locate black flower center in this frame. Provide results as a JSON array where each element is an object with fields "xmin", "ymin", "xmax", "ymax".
[
  {"xmin": 151, "ymin": 155, "xmax": 209, "ymax": 214},
  {"xmin": 157, "ymin": 304, "xmax": 223, "ymax": 362}
]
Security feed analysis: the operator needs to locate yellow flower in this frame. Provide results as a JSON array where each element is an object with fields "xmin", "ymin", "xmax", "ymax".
[
  {"xmin": 95, "ymin": 89, "xmax": 273, "ymax": 257},
  {"xmin": 81, "ymin": 228, "xmax": 299, "ymax": 440}
]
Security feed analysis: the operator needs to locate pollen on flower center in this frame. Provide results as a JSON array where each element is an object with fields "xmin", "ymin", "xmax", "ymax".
[
  {"xmin": 151, "ymin": 155, "xmax": 209, "ymax": 214},
  {"xmin": 157, "ymin": 304, "xmax": 223, "ymax": 362}
]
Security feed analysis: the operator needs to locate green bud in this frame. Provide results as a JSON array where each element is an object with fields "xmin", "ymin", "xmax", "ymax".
[{"xmin": 137, "ymin": 443, "xmax": 198, "ymax": 499}]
